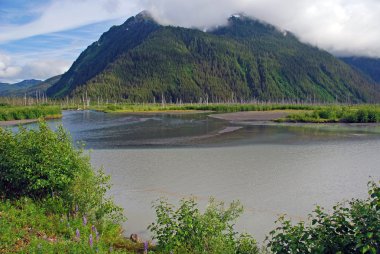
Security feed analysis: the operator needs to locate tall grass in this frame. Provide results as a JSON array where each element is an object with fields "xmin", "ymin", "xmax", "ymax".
[
  {"xmin": 92, "ymin": 103, "xmax": 323, "ymax": 113},
  {"xmin": 285, "ymin": 105, "xmax": 380, "ymax": 123},
  {"xmin": 0, "ymin": 105, "xmax": 61, "ymax": 121}
]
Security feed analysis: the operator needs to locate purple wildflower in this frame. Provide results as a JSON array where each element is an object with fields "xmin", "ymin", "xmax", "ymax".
[
  {"xmin": 83, "ymin": 215, "xmax": 87, "ymax": 225},
  {"xmin": 96, "ymin": 230, "xmax": 100, "ymax": 241},
  {"xmin": 109, "ymin": 246, "xmax": 113, "ymax": 252},
  {"xmin": 89, "ymin": 234, "xmax": 93, "ymax": 248},
  {"xmin": 76, "ymin": 228, "xmax": 80, "ymax": 239},
  {"xmin": 91, "ymin": 225, "xmax": 96, "ymax": 232},
  {"xmin": 144, "ymin": 241, "xmax": 148, "ymax": 253}
]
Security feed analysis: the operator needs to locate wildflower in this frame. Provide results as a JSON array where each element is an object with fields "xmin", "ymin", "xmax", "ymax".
[
  {"xmin": 75, "ymin": 204, "xmax": 79, "ymax": 213},
  {"xmin": 91, "ymin": 225, "xmax": 96, "ymax": 232},
  {"xmin": 89, "ymin": 234, "xmax": 93, "ymax": 248},
  {"xmin": 76, "ymin": 228, "xmax": 80, "ymax": 239},
  {"xmin": 83, "ymin": 215, "xmax": 87, "ymax": 225},
  {"xmin": 109, "ymin": 246, "xmax": 113, "ymax": 252},
  {"xmin": 96, "ymin": 229, "xmax": 100, "ymax": 241},
  {"xmin": 144, "ymin": 241, "xmax": 148, "ymax": 254}
]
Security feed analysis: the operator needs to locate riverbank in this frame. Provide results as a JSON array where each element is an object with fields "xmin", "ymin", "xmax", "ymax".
[
  {"xmin": 0, "ymin": 105, "xmax": 62, "ymax": 122},
  {"xmin": 0, "ymin": 115, "xmax": 61, "ymax": 126}
]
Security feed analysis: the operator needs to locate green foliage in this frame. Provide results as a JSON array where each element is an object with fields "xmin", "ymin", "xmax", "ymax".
[
  {"xmin": 267, "ymin": 181, "xmax": 380, "ymax": 253},
  {"xmin": 285, "ymin": 105, "xmax": 380, "ymax": 123},
  {"xmin": 0, "ymin": 105, "xmax": 61, "ymax": 121},
  {"xmin": 0, "ymin": 198, "xmax": 132, "ymax": 253},
  {"xmin": 92, "ymin": 102, "xmax": 321, "ymax": 114},
  {"xmin": 148, "ymin": 197, "xmax": 259, "ymax": 254},
  {"xmin": 0, "ymin": 121, "xmax": 123, "ymax": 222},
  {"xmin": 341, "ymin": 57, "xmax": 380, "ymax": 83}
]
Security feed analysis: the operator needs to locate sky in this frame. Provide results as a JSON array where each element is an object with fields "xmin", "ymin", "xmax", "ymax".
[{"xmin": 0, "ymin": 0, "xmax": 380, "ymax": 83}]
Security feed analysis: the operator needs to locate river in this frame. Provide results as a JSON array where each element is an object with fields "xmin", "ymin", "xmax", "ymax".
[{"xmin": 22, "ymin": 110, "xmax": 380, "ymax": 243}]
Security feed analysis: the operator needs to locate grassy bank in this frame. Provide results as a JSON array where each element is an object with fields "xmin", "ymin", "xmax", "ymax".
[
  {"xmin": 90, "ymin": 103, "xmax": 321, "ymax": 114},
  {"xmin": 282, "ymin": 105, "xmax": 380, "ymax": 123},
  {"xmin": 0, "ymin": 105, "xmax": 61, "ymax": 121}
]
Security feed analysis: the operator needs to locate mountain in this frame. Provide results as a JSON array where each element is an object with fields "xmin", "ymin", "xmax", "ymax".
[
  {"xmin": 47, "ymin": 12, "xmax": 380, "ymax": 103},
  {"xmin": 340, "ymin": 57, "xmax": 380, "ymax": 84},
  {"xmin": 0, "ymin": 76, "xmax": 61, "ymax": 97},
  {"xmin": 0, "ymin": 79, "xmax": 42, "ymax": 95}
]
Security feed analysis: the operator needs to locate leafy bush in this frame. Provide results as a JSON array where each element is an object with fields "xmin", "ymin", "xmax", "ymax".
[
  {"xmin": 0, "ymin": 121, "xmax": 123, "ymax": 223},
  {"xmin": 267, "ymin": 181, "xmax": 380, "ymax": 253},
  {"xmin": 148, "ymin": 197, "xmax": 259, "ymax": 254}
]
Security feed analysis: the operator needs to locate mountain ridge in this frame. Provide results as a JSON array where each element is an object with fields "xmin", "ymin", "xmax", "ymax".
[
  {"xmin": 340, "ymin": 57, "xmax": 380, "ymax": 84},
  {"xmin": 0, "ymin": 77, "xmax": 61, "ymax": 97},
  {"xmin": 47, "ymin": 12, "xmax": 380, "ymax": 103}
]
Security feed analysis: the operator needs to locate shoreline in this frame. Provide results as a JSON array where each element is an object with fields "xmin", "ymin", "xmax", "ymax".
[{"xmin": 0, "ymin": 115, "xmax": 62, "ymax": 127}]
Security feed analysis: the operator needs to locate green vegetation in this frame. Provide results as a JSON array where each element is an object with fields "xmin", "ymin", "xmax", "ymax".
[
  {"xmin": 0, "ymin": 122, "xmax": 132, "ymax": 253},
  {"xmin": 341, "ymin": 57, "xmax": 380, "ymax": 84},
  {"xmin": 284, "ymin": 105, "xmax": 380, "ymax": 123},
  {"xmin": 0, "ymin": 105, "xmax": 61, "ymax": 121},
  {"xmin": 47, "ymin": 12, "xmax": 380, "ymax": 103},
  {"xmin": 91, "ymin": 103, "xmax": 321, "ymax": 114},
  {"xmin": 149, "ymin": 198, "xmax": 259, "ymax": 254},
  {"xmin": 0, "ymin": 121, "xmax": 380, "ymax": 253},
  {"xmin": 267, "ymin": 182, "xmax": 380, "ymax": 253}
]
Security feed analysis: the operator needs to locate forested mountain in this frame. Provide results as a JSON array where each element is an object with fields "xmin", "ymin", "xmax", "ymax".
[
  {"xmin": 341, "ymin": 57, "xmax": 380, "ymax": 84},
  {"xmin": 0, "ymin": 76, "xmax": 61, "ymax": 97},
  {"xmin": 47, "ymin": 12, "xmax": 380, "ymax": 103},
  {"xmin": 0, "ymin": 79, "xmax": 42, "ymax": 94}
]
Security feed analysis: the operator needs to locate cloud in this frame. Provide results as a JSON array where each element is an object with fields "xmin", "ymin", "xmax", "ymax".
[
  {"xmin": 0, "ymin": 53, "xmax": 22, "ymax": 80},
  {"xmin": 0, "ymin": 0, "xmax": 140, "ymax": 43},
  {"xmin": 2, "ymin": 0, "xmax": 380, "ymax": 58},
  {"xmin": 0, "ymin": 52, "xmax": 70, "ymax": 83},
  {"xmin": 142, "ymin": 0, "xmax": 380, "ymax": 57},
  {"xmin": 1, "ymin": 0, "xmax": 380, "ymax": 83}
]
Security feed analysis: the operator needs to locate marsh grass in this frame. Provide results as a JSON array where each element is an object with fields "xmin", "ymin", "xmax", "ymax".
[
  {"xmin": 0, "ymin": 105, "xmax": 61, "ymax": 121},
  {"xmin": 284, "ymin": 105, "xmax": 380, "ymax": 123}
]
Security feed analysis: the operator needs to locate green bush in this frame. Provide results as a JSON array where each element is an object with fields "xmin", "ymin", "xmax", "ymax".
[
  {"xmin": 267, "ymin": 181, "xmax": 380, "ymax": 253},
  {"xmin": 148, "ymin": 197, "xmax": 259, "ymax": 254},
  {"xmin": 0, "ymin": 121, "xmax": 123, "ymax": 223}
]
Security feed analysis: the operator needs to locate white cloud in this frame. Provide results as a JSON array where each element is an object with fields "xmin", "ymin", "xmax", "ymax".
[
  {"xmin": 0, "ymin": 0, "xmax": 140, "ymax": 43},
  {"xmin": 0, "ymin": 53, "xmax": 22, "ymax": 80},
  {"xmin": 142, "ymin": 0, "xmax": 380, "ymax": 57},
  {"xmin": 1, "ymin": 0, "xmax": 380, "ymax": 83},
  {"xmin": 0, "ymin": 52, "xmax": 70, "ymax": 83}
]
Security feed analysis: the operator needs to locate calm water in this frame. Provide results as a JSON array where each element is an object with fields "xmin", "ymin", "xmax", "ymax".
[{"xmin": 20, "ymin": 111, "xmax": 380, "ymax": 242}]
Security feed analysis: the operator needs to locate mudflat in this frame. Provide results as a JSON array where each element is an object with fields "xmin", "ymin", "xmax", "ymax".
[{"xmin": 209, "ymin": 110, "xmax": 292, "ymax": 122}]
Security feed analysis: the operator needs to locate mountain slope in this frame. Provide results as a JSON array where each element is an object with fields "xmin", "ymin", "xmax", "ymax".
[
  {"xmin": 341, "ymin": 57, "xmax": 380, "ymax": 84},
  {"xmin": 0, "ymin": 79, "xmax": 42, "ymax": 96},
  {"xmin": 0, "ymin": 76, "xmax": 61, "ymax": 97},
  {"xmin": 47, "ymin": 12, "xmax": 380, "ymax": 103}
]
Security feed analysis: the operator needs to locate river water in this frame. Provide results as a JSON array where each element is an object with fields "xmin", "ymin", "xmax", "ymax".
[{"xmin": 23, "ymin": 110, "xmax": 380, "ymax": 242}]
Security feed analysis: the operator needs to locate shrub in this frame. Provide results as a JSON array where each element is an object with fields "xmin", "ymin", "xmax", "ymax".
[
  {"xmin": 266, "ymin": 181, "xmax": 380, "ymax": 253},
  {"xmin": 148, "ymin": 197, "xmax": 259, "ymax": 254},
  {"xmin": 0, "ymin": 121, "xmax": 123, "ymax": 223}
]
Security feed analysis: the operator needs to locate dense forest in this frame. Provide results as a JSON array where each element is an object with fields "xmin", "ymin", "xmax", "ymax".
[
  {"xmin": 341, "ymin": 57, "xmax": 380, "ymax": 84},
  {"xmin": 47, "ymin": 12, "xmax": 380, "ymax": 103}
]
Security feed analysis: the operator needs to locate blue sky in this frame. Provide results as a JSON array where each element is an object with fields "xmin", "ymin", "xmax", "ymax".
[
  {"xmin": 0, "ymin": 0, "xmax": 139, "ymax": 83},
  {"xmin": 1, "ymin": 0, "xmax": 379, "ymax": 83}
]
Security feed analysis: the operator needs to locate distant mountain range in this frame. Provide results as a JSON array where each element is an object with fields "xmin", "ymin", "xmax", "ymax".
[
  {"xmin": 340, "ymin": 57, "xmax": 380, "ymax": 84},
  {"xmin": 0, "ymin": 75, "xmax": 61, "ymax": 97}
]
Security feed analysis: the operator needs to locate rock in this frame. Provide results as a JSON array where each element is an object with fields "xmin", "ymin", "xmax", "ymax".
[{"xmin": 130, "ymin": 233, "xmax": 142, "ymax": 243}]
